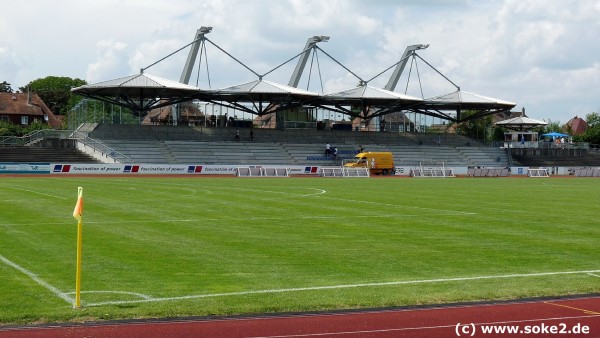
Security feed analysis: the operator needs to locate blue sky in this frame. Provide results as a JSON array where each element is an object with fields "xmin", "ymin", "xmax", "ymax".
[{"xmin": 1, "ymin": 0, "xmax": 599, "ymax": 123}]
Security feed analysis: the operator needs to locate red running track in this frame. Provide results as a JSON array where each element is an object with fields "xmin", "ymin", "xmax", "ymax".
[{"xmin": 1, "ymin": 295, "xmax": 599, "ymax": 337}]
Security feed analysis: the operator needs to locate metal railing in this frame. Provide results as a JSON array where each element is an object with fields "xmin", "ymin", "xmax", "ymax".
[
  {"xmin": 506, "ymin": 147, "xmax": 513, "ymax": 167},
  {"xmin": 70, "ymin": 131, "xmax": 134, "ymax": 163},
  {"xmin": 589, "ymin": 143, "xmax": 600, "ymax": 151},
  {"xmin": 283, "ymin": 121, "xmax": 318, "ymax": 129},
  {"xmin": 0, "ymin": 129, "xmax": 72, "ymax": 147},
  {"xmin": 501, "ymin": 140, "xmax": 589, "ymax": 149},
  {"xmin": 0, "ymin": 128, "xmax": 133, "ymax": 163},
  {"xmin": 0, "ymin": 136, "xmax": 17, "ymax": 146}
]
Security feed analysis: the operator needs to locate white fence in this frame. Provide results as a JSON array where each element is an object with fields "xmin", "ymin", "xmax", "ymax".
[
  {"xmin": 467, "ymin": 167, "xmax": 510, "ymax": 177},
  {"xmin": 411, "ymin": 162, "xmax": 455, "ymax": 178},
  {"xmin": 320, "ymin": 167, "xmax": 369, "ymax": 178},
  {"xmin": 528, "ymin": 168, "xmax": 549, "ymax": 177},
  {"xmin": 235, "ymin": 167, "xmax": 290, "ymax": 177}
]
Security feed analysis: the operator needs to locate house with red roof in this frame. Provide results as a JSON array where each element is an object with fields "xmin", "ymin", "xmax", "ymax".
[
  {"xmin": 563, "ymin": 116, "xmax": 587, "ymax": 135},
  {"xmin": 0, "ymin": 92, "xmax": 62, "ymax": 129}
]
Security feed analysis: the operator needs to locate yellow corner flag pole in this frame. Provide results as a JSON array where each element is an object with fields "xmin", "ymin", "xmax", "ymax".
[{"xmin": 73, "ymin": 187, "xmax": 84, "ymax": 308}]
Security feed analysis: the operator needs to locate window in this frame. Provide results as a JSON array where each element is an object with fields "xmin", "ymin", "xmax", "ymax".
[
  {"xmin": 0, "ymin": 115, "xmax": 8, "ymax": 122},
  {"xmin": 21, "ymin": 116, "xmax": 29, "ymax": 125}
]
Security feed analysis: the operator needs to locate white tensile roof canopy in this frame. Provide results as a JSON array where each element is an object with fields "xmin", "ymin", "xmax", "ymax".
[
  {"xmin": 495, "ymin": 116, "xmax": 548, "ymax": 131},
  {"xmin": 323, "ymin": 84, "xmax": 422, "ymax": 104},
  {"xmin": 213, "ymin": 79, "xmax": 320, "ymax": 115},
  {"xmin": 219, "ymin": 79, "xmax": 318, "ymax": 97},
  {"xmin": 421, "ymin": 90, "xmax": 516, "ymax": 110},
  {"xmin": 71, "ymin": 72, "xmax": 205, "ymax": 113}
]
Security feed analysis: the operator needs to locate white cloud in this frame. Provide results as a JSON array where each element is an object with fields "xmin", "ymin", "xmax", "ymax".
[
  {"xmin": 128, "ymin": 39, "xmax": 191, "ymax": 80},
  {"xmin": 0, "ymin": 46, "xmax": 19, "ymax": 85},
  {"xmin": 86, "ymin": 40, "xmax": 129, "ymax": 83},
  {"xmin": 0, "ymin": 0, "xmax": 598, "ymax": 122}
]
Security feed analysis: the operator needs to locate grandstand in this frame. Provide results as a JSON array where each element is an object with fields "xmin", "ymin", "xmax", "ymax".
[
  {"xmin": 81, "ymin": 124, "xmax": 509, "ymax": 167},
  {"xmin": 3, "ymin": 123, "xmax": 600, "ymax": 172},
  {"xmin": 53, "ymin": 34, "xmax": 523, "ymax": 171}
]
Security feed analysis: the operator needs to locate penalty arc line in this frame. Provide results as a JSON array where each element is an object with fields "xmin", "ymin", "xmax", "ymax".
[
  {"xmin": 0, "ymin": 254, "xmax": 74, "ymax": 305},
  {"xmin": 85, "ymin": 269, "xmax": 600, "ymax": 307},
  {"xmin": 65, "ymin": 290, "xmax": 153, "ymax": 300}
]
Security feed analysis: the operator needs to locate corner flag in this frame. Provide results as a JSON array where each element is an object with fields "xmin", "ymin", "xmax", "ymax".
[
  {"xmin": 73, "ymin": 187, "xmax": 84, "ymax": 308},
  {"xmin": 73, "ymin": 187, "xmax": 83, "ymax": 221}
]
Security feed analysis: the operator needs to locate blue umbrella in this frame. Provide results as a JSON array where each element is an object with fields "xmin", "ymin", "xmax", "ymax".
[{"xmin": 542, "ymin": 132, "xmax": 569, "ymax": 137}]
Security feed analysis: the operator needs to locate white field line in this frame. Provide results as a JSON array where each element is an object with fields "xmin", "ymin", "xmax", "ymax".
[
  {"xmin": 118, "ymin": 181, "xmax": 325, "ymax": 198},
  {"xmin": 318, "ymin": 195, "xmax": 476, "ymax": 215},
  {"xmin": 0, "ymin": 254, "xmax": 73, "ymax": 305},
  {"xmin": 299, "ymin": 188, "xmax": 327, "ymax": 197},
  {"xmin": 65, "ymin": 290, "xmax": 153, "ymax": 300},
  {"xmin": 85, "ymin": 269, "xmax": 600, "ymax": 307},
  {"xmin": 588, "ymin": 273, "xmax": 600, "ymax": 278},
  {"xmin": 219, "ymin": 186, "xmax": 326, "ymax": 198},
  {"xmin": 246, "ymin": 314, "xmax": 600, "ymax": 338},
  {"xmin": 220, "ymin": 186, "xmax": 475, "ymax": 215},
  {"xmin": 0, "ymin": 212, "xmax": 468, "ymax": 228},
  {"xmin": 3, "ymin": 186, "xmax": 67, "ymax": 200}
]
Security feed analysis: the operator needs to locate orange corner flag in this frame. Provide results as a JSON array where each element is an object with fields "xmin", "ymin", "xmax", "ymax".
[{"xmin": 73, "ymin": 187, "xmax": 83, "ymax": 221}]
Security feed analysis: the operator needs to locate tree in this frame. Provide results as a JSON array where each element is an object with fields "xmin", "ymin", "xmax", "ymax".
[
  {"xmin": 539, "ymin": 120, "xmax": 563, "ymax": 134},
  {"xmin": 0, "ymin": 81, "xmax": 13, "ymax": 93},
  {"xmin": 585, "ymin": 112, "xmax": 600, "ymax": 128},
  {"xmin": 492, "ymin": 125, "xmax": 505, "ymax": 141},
  {"xmin": 578, "ymin": 112, "xmax": 600, "ymax": 145},
  {"xmin": 456, "ymin": 110, "xmax": 494, "ymax": 142},
  {"xmin": 20, "ymin": 76, "xmax": 86, "ymax": 115}
]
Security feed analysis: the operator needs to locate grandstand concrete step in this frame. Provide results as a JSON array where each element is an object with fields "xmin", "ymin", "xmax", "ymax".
[{"xmin": 0, "ymin": 147, "xmax": 100, "ymax": 163}]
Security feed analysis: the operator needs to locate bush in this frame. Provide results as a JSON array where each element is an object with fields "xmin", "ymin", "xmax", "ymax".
[
  {"xmin": 0, "ymin": 121, "xmax": 20, "ymax": 136},
  {"xmin": 23, "ymin": 120, "xmax": 50, "ymax": 135},
  {"xmin": 0, "ymin": 120, "xmax": 50, "ymax": 137}
]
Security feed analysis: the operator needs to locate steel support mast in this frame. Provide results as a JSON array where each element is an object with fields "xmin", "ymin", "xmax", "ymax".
[
  {"xmin": 384, "ymin": 44, "xmax": 429, "ymax": 91},
  {"xmin": 172, "ymin": 26, "xmax": 212, "ymax": 125},
  {"xmin": 288, "ymin": 35, "xmax": 329, "ymax": 88}
]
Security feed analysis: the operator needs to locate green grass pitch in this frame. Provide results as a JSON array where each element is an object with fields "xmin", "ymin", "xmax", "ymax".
[{"xmin": 0, "ymin": 176, "xmax": 598, "ymax": 325}]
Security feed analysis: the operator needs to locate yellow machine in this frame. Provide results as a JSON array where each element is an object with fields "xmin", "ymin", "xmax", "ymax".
[{"xmin": 344, "ymin": 152, "xmax": 395, "ymax": 175}]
